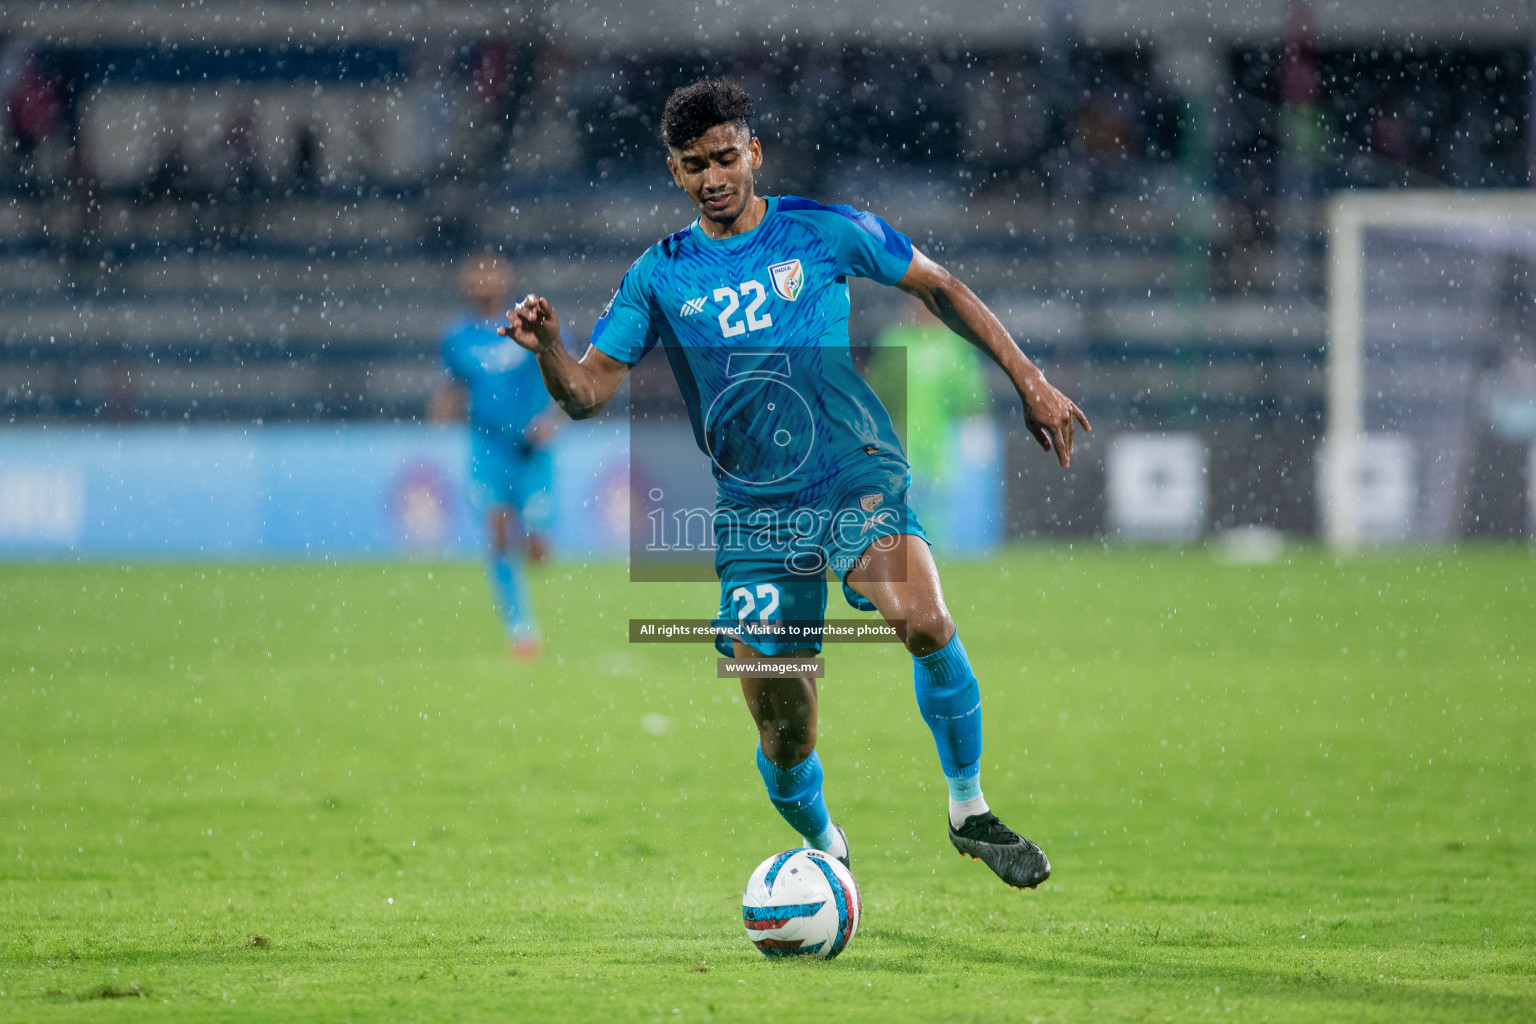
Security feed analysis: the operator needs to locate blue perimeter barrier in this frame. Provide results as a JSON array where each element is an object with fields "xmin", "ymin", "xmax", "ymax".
[{"xmin": 0, "ymin": 422, "xmax": 999, "ymax": 561}]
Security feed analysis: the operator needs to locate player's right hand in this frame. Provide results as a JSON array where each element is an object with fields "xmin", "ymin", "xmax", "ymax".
[{"xmin": 500, "ymin": 294, "xmax": 562, "ymax": 354}]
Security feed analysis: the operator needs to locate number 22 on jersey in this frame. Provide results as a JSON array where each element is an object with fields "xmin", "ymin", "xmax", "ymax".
[{"xmin": 714, "ymin": 281, "xmax": 773, "ymax": 338}]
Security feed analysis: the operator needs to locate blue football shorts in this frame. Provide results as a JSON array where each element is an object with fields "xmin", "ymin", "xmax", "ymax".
[
  {"xmin": 711, "ymin": 453, "xmax": 928, "ymax": 657},
  {"xmin": 468, "ymin": 430, "xmax": 553, "ymax": 532}
]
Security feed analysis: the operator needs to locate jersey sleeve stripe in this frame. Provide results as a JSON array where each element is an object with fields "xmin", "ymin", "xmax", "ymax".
[{"xmin": 777, "ymin": 195, "xmax": 914, "ymax": 263}]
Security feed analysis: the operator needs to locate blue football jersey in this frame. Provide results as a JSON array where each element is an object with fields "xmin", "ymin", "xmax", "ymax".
[
  {"xmin": 591, "ymin": 195, "xmax": 915, "ymax": 505},
  {"xmin": 440, "ymin": 315, "xmax": 552, "ymax": 442}
]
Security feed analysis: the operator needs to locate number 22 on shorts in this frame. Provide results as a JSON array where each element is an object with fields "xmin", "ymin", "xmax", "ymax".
[{"xmin": 731, "ymin": 583, "xmax": 781, "ymax": 624}]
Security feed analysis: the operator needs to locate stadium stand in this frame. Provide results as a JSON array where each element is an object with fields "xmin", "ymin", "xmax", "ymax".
[{"xmin": 1, "ymin": 4, "xmax": 1529, "ymax": 533}]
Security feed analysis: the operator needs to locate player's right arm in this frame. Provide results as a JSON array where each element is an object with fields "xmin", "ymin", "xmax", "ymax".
[
  {"xmin": 897, "ymin": 249, "xmax": 1090, "ymax": 468},
  {"xmin": 503, "ymin": 253, "xmax": 657, "ymax": 420},
  {"xmin": 804, "ymin": 198, "xmax": 1090, "ymax": 468},
  {"xmin": 433, "ymin": 323, "xmax": 472, "ymax": 422},
  {"xmin": 500, "ymin": 295, "xmax": 630, "ymax": 420}
]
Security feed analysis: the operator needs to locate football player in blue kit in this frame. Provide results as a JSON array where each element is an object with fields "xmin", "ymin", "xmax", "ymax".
[
  {"xmin": 433, "ymin": 254, "xmax": 559, "ymax": 661},
  {"xmin": 500, "ymin": 80, "xmax": 1089, "ymax": 888}
]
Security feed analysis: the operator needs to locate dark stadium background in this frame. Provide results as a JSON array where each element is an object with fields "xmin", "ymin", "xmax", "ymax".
[{"xmin": 1, "ymin": 0, "xmax": 1533, "ymax": 541}]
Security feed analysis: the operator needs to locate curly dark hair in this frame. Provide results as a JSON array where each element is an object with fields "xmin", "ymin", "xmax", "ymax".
[{"xmin": 660, "ymin": 77, "xmax": 753, "ymax": 149}]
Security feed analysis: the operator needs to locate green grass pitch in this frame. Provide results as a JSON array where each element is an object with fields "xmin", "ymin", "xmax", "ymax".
[{"xmin": 2, "ymin": 546, "xmax": 1532, "ymax": 1022}]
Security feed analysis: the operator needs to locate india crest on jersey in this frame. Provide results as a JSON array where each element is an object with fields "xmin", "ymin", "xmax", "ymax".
[{"xmin": 769, "ymin": 259, "xmax": 804, "ymax": 301}]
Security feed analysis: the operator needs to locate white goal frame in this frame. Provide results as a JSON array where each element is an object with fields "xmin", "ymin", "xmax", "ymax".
[{"xmin": 1326, "ymin": 190, "xmax": 1536, "ymax": 548}]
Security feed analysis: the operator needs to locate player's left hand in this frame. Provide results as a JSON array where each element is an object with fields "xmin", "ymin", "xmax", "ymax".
[{"xmin": 1016, "ymin": 374, "xmax": 1091, "ymax": 469}]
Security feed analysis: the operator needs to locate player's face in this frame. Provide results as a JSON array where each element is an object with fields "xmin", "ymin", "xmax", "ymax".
[
  {"xmin": 667, "ymin": 123, "xmax": 762, "ymax": 227},
  {"xmin": 461, "ymin": 261, "xmax": 513, "ymax": 310}
]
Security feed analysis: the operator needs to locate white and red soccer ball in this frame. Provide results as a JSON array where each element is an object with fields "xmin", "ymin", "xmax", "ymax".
[{"xmin": 742, "ymin": 848, "xmax": 861, "ymax": 959}]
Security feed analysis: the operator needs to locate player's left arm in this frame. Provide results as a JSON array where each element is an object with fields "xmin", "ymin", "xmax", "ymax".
[
  {"xmin": 429, "ymin": 379, "xmax": 467, "ymax": 423},
  {"xmin": 896, "ymin": 248, "xmax": 1091, "ymax": 468}
]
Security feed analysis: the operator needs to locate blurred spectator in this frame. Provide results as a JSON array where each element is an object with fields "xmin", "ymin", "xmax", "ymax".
[
  {"xmin": 454, "ymin": 38, "xmax": 516, "ymax": 176},
  {"xmin": 222, "ymin": 105, "xmax": 260, "ymax": 199},
  {"xmin": 4, "ymin": 47, "xmax": 68, "ymax": 191},
  {"xmin": 145, "ymin": 140, "xmax": 190, "ymax": 201},
  {"xmin": 963, "ymin": 60, "xmax": 1049, "ymax": 185},
  {"xmin": 1445, "ymin": 103, "xmax": 1495, "ymax": 187},
  {"xmin": 506, "ymin": 43, "xmax": 582, "ymax": 177},
  {"xmin": 6, "ymin": 52, "xmax": 62, "ymax": 154},
  {"xmin": 293, "ymin": 123, "xmax": 322, "ymax": 191},
  {"xmin": 1369, "ymin": 101, "xmax": 1412, "ymax": 164},
  {"xmin": 1073, "ymin": 87, "xmax": 1144, "ymax": 194}
]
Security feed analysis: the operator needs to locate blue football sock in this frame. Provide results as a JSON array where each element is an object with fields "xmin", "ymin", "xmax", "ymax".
[
  {"xmin": 755, "ymin": 746, "xmax": 834, "ymax": 848},
  {"xmin": 913, "ymin": 633, "xmax": 983, "ymax": 795},
  {"xmin": 488, "ymin": 553, "xmax": 538, "ymax": 639}
]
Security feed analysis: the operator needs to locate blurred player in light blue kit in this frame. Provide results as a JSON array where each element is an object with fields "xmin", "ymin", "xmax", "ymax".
[{"xmin": 432, "ymin": 254, "xmax": 558, "ymax": 660}]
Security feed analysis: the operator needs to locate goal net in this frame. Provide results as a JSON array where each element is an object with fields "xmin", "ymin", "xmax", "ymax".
[{"xmin": 1325, "ymin": 191, "xmax": 1536, "ymax": 547}]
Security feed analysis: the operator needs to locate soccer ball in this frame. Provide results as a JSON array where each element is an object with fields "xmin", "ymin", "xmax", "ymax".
[{"xmin": 741, "ymin": 848, "xmax": 861, "ymax": 959}]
